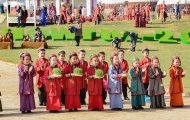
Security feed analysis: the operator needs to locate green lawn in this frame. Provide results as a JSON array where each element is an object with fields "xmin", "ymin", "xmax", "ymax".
[{"xmin": 0, "ymin": 18, "xmax": 190, "ymax": 93}]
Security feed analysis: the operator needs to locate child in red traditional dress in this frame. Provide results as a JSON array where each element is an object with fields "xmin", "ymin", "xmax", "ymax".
[
  {"xmin": 87, "ymin": 54, "xmax": 104, "ymax": 111},
  {"xmin": 65, "ymin": 52, "xmax": 82, "ymax": 111},
  {"xmin": 45, "ymin": 54, "xmax": 62, "ymax": 112},
  {"xmin": 34, "ymin": 48, "xmax": 49, "ymax": 106},
  {"xmin": 57, "ymin": 51, "xmax": 68, "ymax": 105},
  {"xmin": 169, "ymin": 56, "xmax": 186, "ymax": 107},
  {"xmin": 118, "ymin": 50, "xmax": 130, "ymax": 100},
  {"xmin": 78, "ymin": 49, "xmax": 88, "ymax": 105},
  {"xmin": 140, "ymin": 48, "xmax": 151, "ymax": 95},
  {"xmin": 98, "ymin": 52, "xmax": 108, "ymax": 104}
]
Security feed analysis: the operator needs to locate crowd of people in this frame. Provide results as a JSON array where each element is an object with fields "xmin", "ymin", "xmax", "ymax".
[
  {"xmin": 0, "ymin": 47, "xmax": 185, "ymax": 113},
  {"xmin": 13, "ymin": 1, "xmax": 189, "ymax": 28}
]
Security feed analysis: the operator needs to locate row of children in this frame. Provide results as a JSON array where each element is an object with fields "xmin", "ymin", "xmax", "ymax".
[{"xmin": 14, "ymin": 48, "xmax": 185, "ymax": 114}]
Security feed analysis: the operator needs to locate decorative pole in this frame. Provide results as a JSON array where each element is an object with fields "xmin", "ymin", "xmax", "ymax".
[
  {"xmin": 33, "ymin": 0, "xmax": 36, "ymax": 27},
  {"xmin": 6, "ymin": 0, "xmax": 8, "ymax": 27}
]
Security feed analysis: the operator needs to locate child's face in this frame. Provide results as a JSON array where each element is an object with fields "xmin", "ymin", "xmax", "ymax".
[
  {"xmin": 70, "ymin": 56, "xmax": 78, "ymax": 65},
  {"xmin": 113, "ymin": 56, "xmax": 119, "ymax": 66},
  {"xmin": 91, "ymin": 57, "xmax": 99, "ymax": 67},
  {"xmin": 38, "ymin": 51, "xmax": 45, "ymax": 58},
  {"xmin": 133, "ymin": 61, "xmax": 140, "ymax": 68},
  {"xmin": 99, "ymin": 54, "xmax": 105, "ymax": 62},
  {"xmin": 20, "ymin": 57, "xmax": 24, "ymax": 63},
  {"xmin": 50, "ymin": 57, "xmax": 57, "ymax": 66},
  {"xmin": 118, "ymin": 52, "xmax": 124, "ymax": 60},
  {"xmin": 24, "ymin": 56, "xmax": 31, "ymax": 65},
  {"xmin": 143, "ymin": 51, "xmax": 149, "ymax": 58},
  {"xmin": 58, "ymin": 54, "xmax": 65, "ymax": 61},
  {"xmin": 78, "ymin": 52, "xmax": 85, "ymax": 60},
  {"xmin": 152, "ymin": 59, "xmax": 159, "ymax": 67},
  {"xmin": 173, "ymin": 59, "xmax": 180, "ymax": 67}
]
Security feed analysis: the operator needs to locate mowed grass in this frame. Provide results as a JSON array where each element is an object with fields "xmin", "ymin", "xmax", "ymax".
[{"xmin": 0, "ymin": 17, "xmax": 190, "ymax": 93}]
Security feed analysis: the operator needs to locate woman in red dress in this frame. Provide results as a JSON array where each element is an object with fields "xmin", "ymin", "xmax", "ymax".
[
  {"xmin": 45, "ymin": 54, "xmax": 62, "ymax": 112},
  {"xmin": 64, "ymin": 52, "xmax": 81, "ymax": 111},
  {"xmin": 87, "ymin": 54, "xmax": 103, "ymax": 111}
]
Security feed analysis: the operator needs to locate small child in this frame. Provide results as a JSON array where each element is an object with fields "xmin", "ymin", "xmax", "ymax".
[
  {"xmin": 57, "ymin": 51, "xmax": 68, "ymax": 105},
  {"xmin": 140, "ymin": 48, "xmax": 151, "ymax": 95},
  {"xmin": 78, "ymin": 49, "xmax": 88, "ymax": 105},
  {"xmin": 87, "ymin": 54, "xmax": 104, "ymax": 111},
  {"xmin": 34, "ymin": 48, "xmax": 49, "ymax": 106},
  {"xmin": 148, "ymin": 56, "xmax": 166, "ymax": 108},
  {"xmin": 130, "ymin": 57, "xmax": 146, "ymax": 110},
  {"xmin": 118, "ymin": 49, "xmax": 130, "ymax": 100},
  {"xmin": 45, "ymin": 54, "xmax": 62, "ymax": 112},
  {"xmin": 18, "ymin": 53, "xmax": 36, "ymax": 113},
  {"xmin": 112, "ymin": 37, "xmax": 122, "ymax": 49},
  {"xmin": 23, "ymin": 34, "xmax": 31, "ymax": 42},
  {"xmin": 169, "ymin": 56, "xmax": 185, "ymax": 107},
  {"xmin": 98, "ymin": 52, "xmax": 109, "ymax": 104},
  {"xmin": 108, "ymin": 53, "xmax": 124, "ymax": 111},
  {"xmin": 65, "ymin": 52, "xmax": 82, "ymax": 111}
]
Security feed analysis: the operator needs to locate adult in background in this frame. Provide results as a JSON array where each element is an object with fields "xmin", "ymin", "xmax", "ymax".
[
  {"xmin": 49, "ymin": 3, "xmax": 56, "ymax": 24},
  {"xmin": 150, "ymin": 2, "xmax": 156, "ymax": 23},
  {"xmin": 94, "ymin": 4, "xmax": 101, "ymax": 25},
  {"xmin": 79, "ymin": 4, "xmax": 83, "ymax": 15},
  {"xmin": 17, "ymin": 6, "xmax": 23, "ymax": 27},
  {"xmin": 75, "ymin": 21, "xmax": 83, "ymax": 46},
  {"xmin": 41, "ymin": 7, "xmax": 47, "ymax": 26},
  {"xmin": 160, "ymin": 0, "xmax": 167, "ymax": 23},
  {"xmin": 175, "ymin": 2, "xmax": 181, "ymax": 21},
  {"xmin": 22, "ymin": 6, "xmax": 28, "ymax": 27},
  {"xmin": 100, "ymin": 3, "xmax": 105, "ymax": 21},
  {"xmin": 126, "ymin": 32, "xmax": 138, "ymax": 52},
  {"xmin": 145, "ymin": 3, "xmax": 150, "ymax": 24},
  {"xmin": 134, "ymin": 4, "xmax": 141, "ymax": 27},
  {"xmin": 60, "ymin": 4, "xmax": 67, "ymax": 24}
]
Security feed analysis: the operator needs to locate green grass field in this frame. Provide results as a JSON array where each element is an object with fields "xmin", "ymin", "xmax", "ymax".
[{"xmin": 0, "ymin": 17, "xmax": 190, "ymax": 93}]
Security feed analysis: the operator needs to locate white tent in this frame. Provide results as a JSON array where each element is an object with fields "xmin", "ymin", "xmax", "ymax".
[
  {"xmin": 97, "ymin": 0, "xmax": 126, "ymax": 4},
  {"xmin": 157, "ymin": 0, "xmax": 190, "ymax": 4},
  {"xmin": 128, "ymin": 0, "xmax": 159, "ymax": 2}
]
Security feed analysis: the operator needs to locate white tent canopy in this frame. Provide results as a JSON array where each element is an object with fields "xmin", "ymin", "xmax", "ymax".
[
  {"xmin": 97, "ymin": 0, "xmax": 126, "ymax": 4},
  {"xmin": 157, "ymin": 0, "xmax": 190, "ymax": 4},
  {"xmin": 128, "ymin": 0, "xmax": 159, "ymax": 2}
]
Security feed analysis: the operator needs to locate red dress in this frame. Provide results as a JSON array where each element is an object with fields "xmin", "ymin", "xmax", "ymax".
[
  {"xmin": 34, "ymin": 58, "xmax": 49, "ymax": 88},
  {"xmin": 60, "ymin": 6, "xmax": 67, "ymax": 22},
  {"xmin": 79, "ymin": 60, "xmax": 88, "ymax": 90},
  {"xmin": 57, "ymin": 61, "xmax": 68, "ymax": 91},
  {"xmin": 169, "ymin": 67, "xmax": 184, "ymax": 107},
  {"xmin": 119, "ymin": 60, "xmax": 129, "ymax": 85},
  {"xmin": 141, "ymin": 11, "xmax": 146, "ymax": 27},
  {"xmin": 45, "ymin": 67, "xmax": 62, "ymax": 111},
  {"xmin": 87, "ymin": 66, "xmax": 103, "ymax": 110},
  {"xmin": 140, "ymin": 57, "xmax": 151, "ymax": 84},
  {"xmin": 98, "ymin": 61, "xmax": 108, "ymax": 90},
  {"xmin": 64, "ymin": 64, "xmax": 81, "ymax": 110}
]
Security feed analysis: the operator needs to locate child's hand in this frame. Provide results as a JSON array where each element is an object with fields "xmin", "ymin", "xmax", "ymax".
[
  {"xmin": 120, "ymin": 73, "xmax": 126, "ymax": 78},
  {"xmin": 182, "ymin": 71, "xmax": 186, "ymax": 76},
  {"xmin": 163, "ymin": 71, "xmax": 167, "ymax": 76},
  {"xmin": 29, "ymin": 66, "xmax": 34, "ymax": 73},
  {"xmin": 146, "ymin": 63, "xmax": 150, "ymax": 67},
  {"xmin": 155, "ymin": 69, "xmax": 159, "ymax": 76}
]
